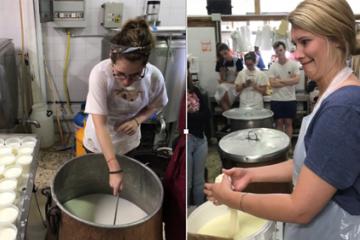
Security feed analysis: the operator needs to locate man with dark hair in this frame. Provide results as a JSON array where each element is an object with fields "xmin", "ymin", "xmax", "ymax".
[
  {"xmin": 235, "ymin": 51, "xmax": 268, "ymax": 109},
  {"xmin": 214, "ymin": 43, "xmax": 243, "ymax": 111},
  {"xmin": 268, "ymin": 41, "xmax": 300, "ymax": 138}
]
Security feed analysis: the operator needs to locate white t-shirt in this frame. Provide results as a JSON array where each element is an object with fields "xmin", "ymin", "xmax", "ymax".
[
  {"xmin": 235, "ymin": 68, "xmax": 268, "ymax": 109},
  {"xmin": 268, "ymin": 60, "xmax": 300, "ymax": 101},
  {"xmin": 84, "ymin": 59, "xmax": 168, "ymax": 154}
]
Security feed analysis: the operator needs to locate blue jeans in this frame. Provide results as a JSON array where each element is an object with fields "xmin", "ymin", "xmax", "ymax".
[{"xmin": 187, "ymin": 134, "xmax": 208, "ymax": 206}]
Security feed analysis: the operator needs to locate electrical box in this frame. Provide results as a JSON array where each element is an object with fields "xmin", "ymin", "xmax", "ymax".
[
  {"xmin": 101, "ymin": 2, "xmax": 123, "ymax": 29},
  {"xmin": 39, "ymin": 0, "xmax": 53, "ymax": 23},
  {"xmin": 53, "ymin": 0, "xmax": 86, "ymax": 28}
]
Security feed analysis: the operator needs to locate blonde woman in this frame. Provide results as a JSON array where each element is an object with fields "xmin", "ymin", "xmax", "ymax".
[{"xmin": 205, "ymin": 0, "xmax": 360, "ymax": 239}]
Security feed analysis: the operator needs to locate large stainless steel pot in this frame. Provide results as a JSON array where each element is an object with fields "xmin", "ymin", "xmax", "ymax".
[
  {"xmin": 188, "ymin": 201, "xmax": 275, "ymax": 240},
  {"xmin": 51, "ymin": 153, "xmax": 163, "ymax": 240},
  {"xmin": 222, "ymin": 108, "xmax": 274, "ymax": 131},
  {"xmin": 219, "ymin": 128, "xmax": 291, "ymax": 193}
]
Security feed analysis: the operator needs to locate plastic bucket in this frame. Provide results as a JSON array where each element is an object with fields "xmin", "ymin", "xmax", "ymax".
[{"xmin": 30, "ymin": 103, "xmax": 55, "ymax": 148}]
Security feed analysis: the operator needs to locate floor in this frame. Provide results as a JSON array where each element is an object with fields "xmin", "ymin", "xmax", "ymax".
[{"xmin": 26, "ymin": 148, "xmax": 74, "ymax": 240}]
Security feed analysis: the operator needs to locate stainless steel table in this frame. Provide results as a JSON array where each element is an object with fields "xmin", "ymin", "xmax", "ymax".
[{"xmin": 0, "ymin": 134, "xmax": 40, "ymax": 240}]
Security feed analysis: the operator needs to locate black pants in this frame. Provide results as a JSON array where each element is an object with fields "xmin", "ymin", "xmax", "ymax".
[{"xmin": 83, "ymin": 145, "xmax": 137, "ymax": 158}]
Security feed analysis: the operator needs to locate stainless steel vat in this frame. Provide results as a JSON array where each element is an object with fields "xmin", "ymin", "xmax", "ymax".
[
  {"xmin": 51, "ymin": 153, "xmax": 163, "ymax": 240},
  {"xmin": 222, "ymin": 108, "xmax": 274, "ymax": 131},
  {"xmin": 218, "ymin": 128, "xmax": 292, "ymax": 193}
]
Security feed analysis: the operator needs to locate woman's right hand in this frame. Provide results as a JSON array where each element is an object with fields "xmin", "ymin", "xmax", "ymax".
[
  {"xmin": 222, "ymin": 168, "xmax": 253, "ymax": 192},
  {"xmin": 109, "ymin": 172, "xmax": 123, "ymax": 196}
]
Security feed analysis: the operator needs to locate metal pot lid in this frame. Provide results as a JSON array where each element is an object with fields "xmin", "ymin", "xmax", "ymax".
[
  {"xmin": 219, "ymin": 128, "xmax": 290, "ymax": 161},
  {"xmin": 222, "ymin": 107, "xmax": 273, "ymax": 120}
]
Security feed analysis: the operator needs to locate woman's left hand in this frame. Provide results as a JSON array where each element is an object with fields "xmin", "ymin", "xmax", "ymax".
[
  {"xmin": 115, "ymin": 119, "xmax": 139, "ymax": 136},
  {"xmin": 204, "ymin": 174, "xmax": 233, "ymax": 206}
]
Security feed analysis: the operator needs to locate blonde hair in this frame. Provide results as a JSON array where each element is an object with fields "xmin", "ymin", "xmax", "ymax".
[
  {"xmin": 351, "ymin": 32, "xmax": 360, "ymax": 78},
  {"xmin": 288, "ymin": 0, "xmax": 360, "ymax": 61},
  {"xmin": 110, "ymin": 18, "xmax": 155, "ymax": 64}
]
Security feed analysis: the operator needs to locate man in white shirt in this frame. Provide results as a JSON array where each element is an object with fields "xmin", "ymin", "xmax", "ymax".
[
  {"xmin": 235, "ymin": 52, "xmax": 267, "ymax": 109},
  {"xmin": 268, "ymin": 41, "xmax": 300, "ymax": 138}
]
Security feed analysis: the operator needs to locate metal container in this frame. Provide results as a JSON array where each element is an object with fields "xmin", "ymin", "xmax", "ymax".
[
  {"xmin": 222, "ymin": 108, "xmax": 274, "ymax": 131},
  {"xmin": 188, "ymin": 201, "xmax": 275, "ymax": 240},
  {"xmin": 219, "ymin": 128, "xmax": 291, "ymax": 193},
  {"xmin": 0, "ymin": 39, "xmax": 18, "ymax": 129},
  {"xmin": 51, "ymin": 154, "xmax": 163, "ymax": 240},
  {"xmin": 148, "ymin": 35, "xmax": 186, "ymax": 123}
]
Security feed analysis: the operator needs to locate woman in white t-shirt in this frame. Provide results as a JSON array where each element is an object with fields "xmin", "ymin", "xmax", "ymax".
[{"xmin": 83, "ymin": 18, "xmax": 168, "ymax": 195}]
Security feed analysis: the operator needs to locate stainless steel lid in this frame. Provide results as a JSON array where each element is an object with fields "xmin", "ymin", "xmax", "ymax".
[
  {"xmin": 219, "ymin": 128, "xmax": 290, "ymax": 163},
  {"xmin": 223, "ymin": 107, "xmax": 273, "ymax": 120}
]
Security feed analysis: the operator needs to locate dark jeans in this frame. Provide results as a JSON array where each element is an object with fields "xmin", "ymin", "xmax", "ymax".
[{"xmin": 83, "ymin": 145, "xmax": 137, "ymax": 158}]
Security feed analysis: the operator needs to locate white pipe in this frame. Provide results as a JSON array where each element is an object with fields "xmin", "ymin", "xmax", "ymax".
[{"xmin": 32, "ymin": 0, "xmax": 47, "ymax": 102}]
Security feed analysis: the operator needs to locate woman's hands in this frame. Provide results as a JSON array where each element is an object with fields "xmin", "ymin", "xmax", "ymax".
[
  {"xmin": 204, "ymin": 174, "xmax": 233, "ymax": 205},
  {"xmin": 204, "ymin": 168, "xmax": 253, "ymax": 205},
  {"xmin": 115, "ymin": 118, "xmax": 139, "ymax": 136},
  {"xmin": 107, "ymin": 157, "xmax": 124, "ymax": 195},
  {"xmin": 223, "ymin": 168, "xmax": 253, "ymax": 191},
  {"xmin": 109, "ymin": 172, "xmax": 123, "ymax": 196}
]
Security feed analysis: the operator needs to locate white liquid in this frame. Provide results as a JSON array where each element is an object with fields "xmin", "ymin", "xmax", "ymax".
[
  {"xmin": 197, "ymin": 211, "xmax": 267, "ymax": 239},
  {"xmin": 63, "ymin": 193, "xmax": 148, "ymax": 225},
  {"xmin": 0, "ymin": 227, "xmax": 17, "ymax": 240},
  {"xmin": 0, "ymin": 207, "xmax": 19, "ymax": 224},
  {"xmin": 0, "ymin": 179, "xmax": 17, "ymax": 191}
]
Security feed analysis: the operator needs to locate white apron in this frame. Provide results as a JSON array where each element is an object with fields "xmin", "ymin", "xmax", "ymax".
[
  {"xmin": 214, "ymin": 58, "xmax": 239, "ymax": 105},
  {"xmin": 285, "ymin": 67, "xmax": 360, "ymax": 239},
  {"xmin": 84, "ymin": 67, "xmax": 152, "ymax": 154}
]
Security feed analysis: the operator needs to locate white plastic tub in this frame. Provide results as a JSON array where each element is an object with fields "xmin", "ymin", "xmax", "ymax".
[
  {"xmin": 0, "ymin": 205, "xmax": 19, "ymax": 225},
  {"xmin": 188, "ymin": 201, "xmax": 275, "ymax": 240},
  {"xmin": 0, "ymin": 224, "xmax": 17, "ymax": 240}
]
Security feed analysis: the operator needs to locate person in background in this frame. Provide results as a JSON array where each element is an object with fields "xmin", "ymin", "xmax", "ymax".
[
  {"xmin": 83, "ymin": 18, "xmax": 168, "ymax": 195},
  {"xmin": 235, "ymin": 51, "xmax": 268, "ymax": 109},
  {"xmin": 268, "ymin": 41, "xmax": 300, "ymax": 139},
  {"xmin": 163, "ymin": 94, "xmax": 186, "ymax": 240},
  {"xmin": 254, "ymin": 46, "xmax": 266, "ymax": 70},
  {"xmin": 204, "ymin": 0, "xmax": 360, "ymax": 239},
  {"xmin": 214, "ymin": 43, "xmax": 243, "ymax": 111},
  {"xmin": 187, "ymin": 61, "xmax": 211, "ymax": 206}
]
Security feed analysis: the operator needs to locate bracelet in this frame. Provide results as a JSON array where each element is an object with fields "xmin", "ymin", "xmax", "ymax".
[
  {"xmin": 239, "ymin": 193, "xmax": 249, "ymax": 211},
  {"xmin": 109, "ymin": 169, "xmax": 124, "ymax": 174},
  {"xmin": 133, "ymin": 118, "xmax": 140, "ymax": 127}
]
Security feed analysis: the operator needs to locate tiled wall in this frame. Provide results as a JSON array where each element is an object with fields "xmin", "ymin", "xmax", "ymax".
[
  {"xmin": 43, "ymin": 0, "xmax": 186, "ymax": 104},
  {"xmin": 0, "ymin": 0, "xmax": 185, "ymax": 111}
]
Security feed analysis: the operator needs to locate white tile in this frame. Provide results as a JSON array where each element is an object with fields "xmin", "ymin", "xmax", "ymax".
[
  {"xmin": 69, "ymin": 38, "xmax": 87, "ymax": 60},
  {"xmin": 46, "ymin": 60, "xmax": 64, "ymax": 81},
  {"xmin": 68, "ymin": 76, "xmax": 89, "ymax": 101},
  {"xmin": 44, "ymin": 40, "xmax": 66, "ymax": 61}
]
